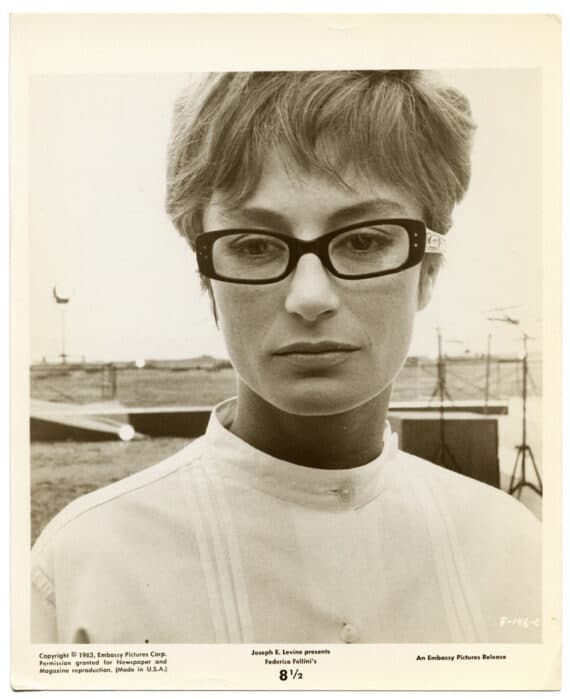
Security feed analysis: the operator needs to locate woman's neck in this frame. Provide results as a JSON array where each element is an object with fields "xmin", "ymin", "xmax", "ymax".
[{"xmin": 229, "ymin": 382, "xmax": 391, "ymax": 469}]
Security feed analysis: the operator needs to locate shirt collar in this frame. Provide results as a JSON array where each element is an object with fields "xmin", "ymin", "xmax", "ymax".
[{"xmin": 201, "ymin": 397, "xmax": 399, "ymax": 509}]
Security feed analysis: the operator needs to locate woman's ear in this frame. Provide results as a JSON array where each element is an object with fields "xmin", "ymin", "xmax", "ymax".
[{"xmin": 417, "ymin": 254, "xmax": 442, "ymax": 310}]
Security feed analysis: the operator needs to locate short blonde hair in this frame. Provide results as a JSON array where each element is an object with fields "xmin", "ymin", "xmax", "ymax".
[{"xmin": 166, "ymin": 70, "xmax": 475, "ymax": 250}]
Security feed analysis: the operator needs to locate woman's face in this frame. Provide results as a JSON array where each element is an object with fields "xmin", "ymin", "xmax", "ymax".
[{"xmin": 202, "ymin": 150, "xmax": 436, "ymax": 417}]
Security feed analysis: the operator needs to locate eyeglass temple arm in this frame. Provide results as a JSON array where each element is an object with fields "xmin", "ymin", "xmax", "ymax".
[{"xmin": 426, "ymin": 229, "xmax": 446, "ymax": 254}]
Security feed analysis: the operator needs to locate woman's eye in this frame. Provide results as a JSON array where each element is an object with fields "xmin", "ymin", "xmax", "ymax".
[
  {"xmin": 342, "ymin": 231, "xmax": 389, "ymax": 252},
  {"xmin": 241, "ymin": 240, "xmax": 269, "ymax": 255},
  {"xmin": 347, "ymin": 234, "xmax": 376, "ymax": 251},
  {"xmin": 231, "ymin": 236, "xmax": 279, "ymax": 256}
]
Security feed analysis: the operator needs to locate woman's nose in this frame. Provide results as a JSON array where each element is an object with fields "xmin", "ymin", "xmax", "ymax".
[{"xmin": 284, "ymin": 253, "xmax": 340, "ymax": 322}]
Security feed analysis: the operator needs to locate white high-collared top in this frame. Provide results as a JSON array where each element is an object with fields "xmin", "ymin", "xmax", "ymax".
[{"xmin": 31, "ymin": 399, "xmax": 541, "ymax": 644}]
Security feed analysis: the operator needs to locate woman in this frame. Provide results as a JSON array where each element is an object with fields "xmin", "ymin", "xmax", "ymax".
[{"xmin": 32, "ymin": 71, "xmax": 540, "ymax": 643}]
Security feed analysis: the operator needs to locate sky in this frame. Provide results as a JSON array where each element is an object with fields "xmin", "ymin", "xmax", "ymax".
[{"xmin": 28, "ymin": 69, "xmax": 543, "ymax": 363}]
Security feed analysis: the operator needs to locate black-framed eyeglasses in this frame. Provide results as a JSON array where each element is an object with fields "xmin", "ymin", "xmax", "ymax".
[{"xmin": 195, "ymin": 218, "xmax": 446, "ymax": 284}]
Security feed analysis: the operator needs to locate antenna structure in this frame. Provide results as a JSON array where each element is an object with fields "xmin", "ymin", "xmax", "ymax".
[
  {"xmin": 430, "ymin": 327, "xmax": 460, "ymax": 473},
  {"xmin": 52, "ymin": 284, "xmax": 71, "ymax": 364},
  {"xmin": 488, "ymin": 315, "xmax": 542, "ymax": 498}
]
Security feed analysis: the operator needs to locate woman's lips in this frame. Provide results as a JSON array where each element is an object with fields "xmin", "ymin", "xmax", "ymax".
[
  {"xmin": 273, "ymin": 342, "xmax": 360, "ymax": 368},
  {"xmin": 274, "ymin": 341, "xmax": 360, "ymax": 354}
]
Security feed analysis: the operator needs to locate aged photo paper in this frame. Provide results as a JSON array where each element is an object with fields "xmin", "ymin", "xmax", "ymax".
[{"xmin": 10, "ymin": 13, "xmax": 561, "ymax": 690}]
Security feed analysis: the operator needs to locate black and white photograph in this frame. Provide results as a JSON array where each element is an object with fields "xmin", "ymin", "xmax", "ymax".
[{"xmin": 11, "ymin": 13, "xmax": 562, "ymax": 690}]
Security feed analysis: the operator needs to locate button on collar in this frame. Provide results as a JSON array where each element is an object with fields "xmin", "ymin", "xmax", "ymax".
[
  {"xmin": 207, "ymin": 400, "xmax": 398, "ymax": 509},
  {"xmin": 337, "ymin": 485, "xmax": 353, "ymax": 503}
]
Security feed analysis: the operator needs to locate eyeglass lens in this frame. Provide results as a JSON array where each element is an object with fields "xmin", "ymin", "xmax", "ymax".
[{"xmin": 211, "ymin": 223, "xmax": 411, "ymax": 281}]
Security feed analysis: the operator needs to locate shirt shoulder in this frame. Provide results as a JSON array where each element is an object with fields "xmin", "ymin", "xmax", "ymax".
[
  {"xmin": 396, "ymin": 449, "xmax": 541, "ymax": 606},
  {"xmin": 32, "ymin": 436, "xmax": 207, "ymax": 563},
  {"xmin": 397, "ymin": 448, "xmax": 540, "ymax": 534},
  {"xmin": 398, "ymin": 450, "xmax": 542, "ymax": 641}
]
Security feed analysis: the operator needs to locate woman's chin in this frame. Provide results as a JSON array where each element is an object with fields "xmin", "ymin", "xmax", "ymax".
[{"xmin": 261, "ymin": 385, "xmax": 389, "ymax": 418}]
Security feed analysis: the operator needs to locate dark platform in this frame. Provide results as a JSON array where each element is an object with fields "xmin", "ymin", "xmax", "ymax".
[{"xmin": 388, "ymin": 411, "xmax": 500, "ymax": 488}]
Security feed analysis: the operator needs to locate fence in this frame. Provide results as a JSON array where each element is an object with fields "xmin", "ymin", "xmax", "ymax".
[{"xmin": 30, "ymin": 355, "xmax": 542, "ymax": 408}]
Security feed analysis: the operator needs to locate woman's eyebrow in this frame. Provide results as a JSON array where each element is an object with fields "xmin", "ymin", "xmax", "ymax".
[
  {"xmin": 219, "ymin": 199, "xmax": 406, "ymax": 231},
  {"xmin": 327, "ymin": 199, "xmax": 407, "ymax": 229},
  {"xmin": 219, "ymin": 207, "xmax": 289, "ymax": 230}
]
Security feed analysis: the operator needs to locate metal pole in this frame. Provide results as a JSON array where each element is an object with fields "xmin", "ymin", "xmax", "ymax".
[
  {"xmin": 60, "ymin": 305, "xmax": 67, "ymax": 364},
  {"xmin": 438, "ymin": 329, "xmax": 444, "ymax": 426},
  {"xmin": 484, "ymin": 332, "xmax": 491, "ymax": 414},
  {"xmin": 521, "ymin": 334, "xmax": 528, "ymax": 469}
]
